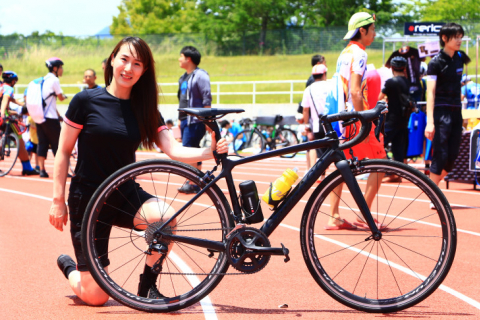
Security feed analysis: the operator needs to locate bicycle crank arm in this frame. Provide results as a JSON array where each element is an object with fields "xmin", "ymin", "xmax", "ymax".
[{"xmin": 243, "ymin": 243, "xmax": 290, "ymax": 262}]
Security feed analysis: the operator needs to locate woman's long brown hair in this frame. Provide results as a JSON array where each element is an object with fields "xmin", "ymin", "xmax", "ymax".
[{"xmin": 105, "ymin": 37, "xmax": 161, "ymax": 150}]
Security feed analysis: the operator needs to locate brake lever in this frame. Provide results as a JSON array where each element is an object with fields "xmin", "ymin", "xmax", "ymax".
[{"xmin": 374, "ymin": 113, "xmax": 385, "ymax": 142}]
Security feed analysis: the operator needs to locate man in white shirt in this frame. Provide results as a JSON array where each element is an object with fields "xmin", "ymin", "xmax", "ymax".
[
  {"xmin": 36, "ymin": 57, "xmax": 67, "ymax": 178},
  {"xmin": 302, "ymin": 64, "xmax": 329, "ymax": 161}
]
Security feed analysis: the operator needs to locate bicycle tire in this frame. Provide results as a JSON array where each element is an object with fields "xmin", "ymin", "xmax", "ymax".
[
  {"xmin": 0, "ymin": 133, "xmax": 19, "ymax": 177},
  {"xmin": 300, "ymin": 159, "xmax": 456, "ymax": 313},
  {"xmin": 233, "ymin": 129, "xmax": 265, "ymax": 157},
  {"xmin": 276, "ymin": 128, "xmax": 299, "ymax": 158},
  {"xmin": 82, "ymin": 159, "xmax": 234, "ymax": 312}
]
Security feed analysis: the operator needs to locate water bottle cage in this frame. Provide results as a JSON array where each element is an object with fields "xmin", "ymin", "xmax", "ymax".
[{"xmin": 267, "ymin": 182, "xmax": 291, "ymax": 211}]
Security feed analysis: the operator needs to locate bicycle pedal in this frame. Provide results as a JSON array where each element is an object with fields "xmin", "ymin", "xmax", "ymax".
[{"xmin": 281, "ymin": 243, "xmax": 290, "ymax": 263}]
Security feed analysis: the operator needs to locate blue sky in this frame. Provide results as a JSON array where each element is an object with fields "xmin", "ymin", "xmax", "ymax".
[{"xmin": 0, "ymin": 0, "xmax": 122, "ymax": 36}]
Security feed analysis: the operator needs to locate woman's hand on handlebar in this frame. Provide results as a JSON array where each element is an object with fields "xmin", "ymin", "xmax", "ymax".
[{"xmin": 210, "ymin": 131, "xmax": 228, "ymax": 155}]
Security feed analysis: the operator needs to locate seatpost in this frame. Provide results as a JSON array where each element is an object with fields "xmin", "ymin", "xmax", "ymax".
[{"xmin": 204, "ymin": 118, "xmax": 226, "ymax": 164}]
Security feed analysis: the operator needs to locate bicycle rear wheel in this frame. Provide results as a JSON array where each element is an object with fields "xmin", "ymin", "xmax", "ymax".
[
  {"xmin": 82, "ymin": 159, "xmax": 234, "ymax": 312},
  {"xmin": 276, "ymin": 128, "xmax": 299, "ymax": 158},
  {"xmin": 233, "ymin": 129, "xmax": 265, "ymax": 157},
  {"xmin": 300, "ymin": 159, "xmax": 456, "ymax": 313},
  {"xmin": 0, "ymin": 133, "xmax": 19, "ymax": 177}
]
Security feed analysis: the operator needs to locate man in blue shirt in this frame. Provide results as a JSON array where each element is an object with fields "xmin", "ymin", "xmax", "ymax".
[{"xmin": 177, "ymin": 46, "xmax": 212, "ymax": 194}]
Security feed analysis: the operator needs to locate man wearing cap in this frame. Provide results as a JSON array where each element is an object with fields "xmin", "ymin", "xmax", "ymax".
[
  {"xmin": 461, "ymin": 74, "xmax": 479, "ymax": 109},
  {"xmin": 301, "ymin": 64, "xmax": 329, "ymax": 162},
  {"xmin": 326, "ymin": 12, "xmax": 386, "ymax": 230}
]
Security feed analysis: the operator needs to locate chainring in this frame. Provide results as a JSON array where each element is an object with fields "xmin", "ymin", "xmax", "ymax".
[{"xmin": 226, "ymin": 227, "xmax": 271, "ymax": 274}]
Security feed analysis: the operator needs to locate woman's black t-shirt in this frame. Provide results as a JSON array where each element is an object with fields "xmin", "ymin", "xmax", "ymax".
[{"xmin": 65, "ymin": 87, "xmax": 165, "ymax": 194}]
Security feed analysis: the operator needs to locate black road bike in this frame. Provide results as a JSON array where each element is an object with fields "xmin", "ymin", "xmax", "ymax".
[
  {"xmin": 81, "ymin": 103, "xmax": 456, "ymax": 313},
  {"xmin": 233, "ymin": 115, "xmax": 299, "ymax": 158}
]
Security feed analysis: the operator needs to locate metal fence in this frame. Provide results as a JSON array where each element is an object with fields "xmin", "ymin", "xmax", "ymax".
[
  {"xmin": 13, "ymin": 76, "xmax": 480, "ymax": 105},
  {"xmin": 13, "ymin": 80, "xmax": 309, "ymax": 104},
  {"xmin": 2, "ymin": 21, "xmax": 480, "ymax": 58}
]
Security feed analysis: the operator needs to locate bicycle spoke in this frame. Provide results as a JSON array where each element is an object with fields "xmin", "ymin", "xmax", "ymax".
[
  {"xmin": 381, "ymin": 239, "xmax": 424, "ymax": 282},
  {"xmin": 382, "ymin": 238, "xmax": 438, "ymax": 262},
  {"xmin": 379, "ymin": 241, "xmax": 403, "ymax": 296},
  {"xmin": 121, "ymin": 254, "xmax": 145, "ymax": 288},
  {"xmin": 352, "ymin": 241, "xmax": 375, "ymax": 295}
]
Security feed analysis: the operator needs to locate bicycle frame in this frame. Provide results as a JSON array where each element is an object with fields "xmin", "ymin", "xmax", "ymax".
[{"xmin": 157, "ymin": 123, "xmax": 382, "ymax": 250}]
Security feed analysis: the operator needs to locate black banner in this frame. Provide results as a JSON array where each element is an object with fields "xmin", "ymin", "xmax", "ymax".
[{"xmin": 404, "ymin": 22, "xmax": 445, "ymax": 36}]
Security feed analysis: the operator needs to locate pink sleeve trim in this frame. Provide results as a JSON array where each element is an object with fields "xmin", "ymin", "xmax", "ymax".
[
  {"xmin": 64, "ymin": 117, "xmax": 83, "ymax": 129},
  {"xmin": 157, "ymin": 125, "xmax": 168, "ymax": 133}
]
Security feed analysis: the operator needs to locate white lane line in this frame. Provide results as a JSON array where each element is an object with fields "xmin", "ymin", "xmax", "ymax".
[
  {"xmin": 0, "ymin": 188, "xmax": 217, "ymax": 320},
  {"xmin": 3, "ymin": 187, "xmax": 480, "ymax": 311},
  {"xmin": 278, "ymin": 222, "xmax": 480, "ymax": 311},
  {"xmin": 5, "ymin": 174, "xmax": 478, "ymax": 236},
  {"xmin": 169, "ymin": 252, "xmax": 218, "ymax": 320}
]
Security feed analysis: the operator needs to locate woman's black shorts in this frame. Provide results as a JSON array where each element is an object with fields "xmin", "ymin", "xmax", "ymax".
[{"xmin": 68, "ymin": 183, "xmax": 153, "ymax": 272}]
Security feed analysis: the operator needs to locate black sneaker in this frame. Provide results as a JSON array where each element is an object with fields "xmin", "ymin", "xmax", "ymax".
[
  {"xmin": 57, "ymin": 254, "xmax": 76, "ymax": 279},
  {"xmin": 40, "ymin": 170, "xmax": 49, "ymax": 178},
  {"xmin": 178, "ymin": 183, "xmax": 200, "ymax": 194},
  {"xmin": 22, "ymin": 169, "xmax": 40, "ymax": 176},
  {"xmin": 147, "ymin": 285, "xmax": 166, "ymax": 299}
]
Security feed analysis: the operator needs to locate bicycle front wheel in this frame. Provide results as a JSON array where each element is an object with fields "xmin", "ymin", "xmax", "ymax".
[
  {"xmin": 0, "ymin": 133, "xmax": 19, "ymax": 177},
  {"xmin": 233, "ymin": 129, "xmax": 265, "ymax": 157},
  {"xmin": 82, "ymin": 159, "xmax": 234, "ymax": 312},
  {"xmin": 276, "ymin": 128, "xmax": 299, "ymax": 158},
  {"xmin": 300, "ymin": 159, "xmax": 456, "ymax": 313}
]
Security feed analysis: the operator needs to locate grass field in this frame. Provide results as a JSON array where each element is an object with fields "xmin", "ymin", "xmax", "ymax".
[{"xmin": 1, "ymin": 45, "xmax": 385, "ymax": 105}]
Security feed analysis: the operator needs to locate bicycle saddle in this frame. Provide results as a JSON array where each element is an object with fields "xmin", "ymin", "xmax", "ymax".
[{"xmin": 179, "ymin": 108, "xmax": 245, "ymax": 120}]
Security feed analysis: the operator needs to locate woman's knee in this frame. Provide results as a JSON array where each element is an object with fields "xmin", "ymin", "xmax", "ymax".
[
  {"xmin": 79, "ymin": 272, "xmax": 109, "ymax": 306},
  {"xmin": 134, "ymin": 198, "xmax": 176, "ymax": 227}
]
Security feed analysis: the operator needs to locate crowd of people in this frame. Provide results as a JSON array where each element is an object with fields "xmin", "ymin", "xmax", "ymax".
[{"xmin": 0, "ymin": 11, "xmax": 476, "ymax": 307}]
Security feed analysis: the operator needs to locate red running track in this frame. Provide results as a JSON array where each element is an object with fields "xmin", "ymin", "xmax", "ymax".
[{"xmin": 1, "ymin": 151, "xmax": 480, "ymax": 320}]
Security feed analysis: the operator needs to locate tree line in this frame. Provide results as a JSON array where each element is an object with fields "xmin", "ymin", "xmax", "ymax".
[{"xmin": 109, "ymin": 0, "xmax": 479, "ymax": 49}]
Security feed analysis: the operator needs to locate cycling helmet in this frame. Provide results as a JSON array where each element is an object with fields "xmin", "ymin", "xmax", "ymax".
[
  {"xmin": 2, "ymin": 71, "xmax": 18, "ymax": 83},
  {"xmin": 45, "ymin": 57, "xmax": 64, "ymax": 69},
  {"xmin": 390, "ymin": 56, "xmax": 407, "ymax": 71}
]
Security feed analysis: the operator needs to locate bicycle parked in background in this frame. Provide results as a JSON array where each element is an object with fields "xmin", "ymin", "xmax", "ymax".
[
  {"xmin": 233, "ymin": 115, "xmax": 299, "ymax": 158},
  {"xmin": 0, "ymin": 115, "xmax": 27, "ymax": 176}
]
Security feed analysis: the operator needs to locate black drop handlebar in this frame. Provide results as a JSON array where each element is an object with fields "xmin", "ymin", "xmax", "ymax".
[{"xmin": 322, "ymin": 101, "xmax": 388, "ymax": 151}]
